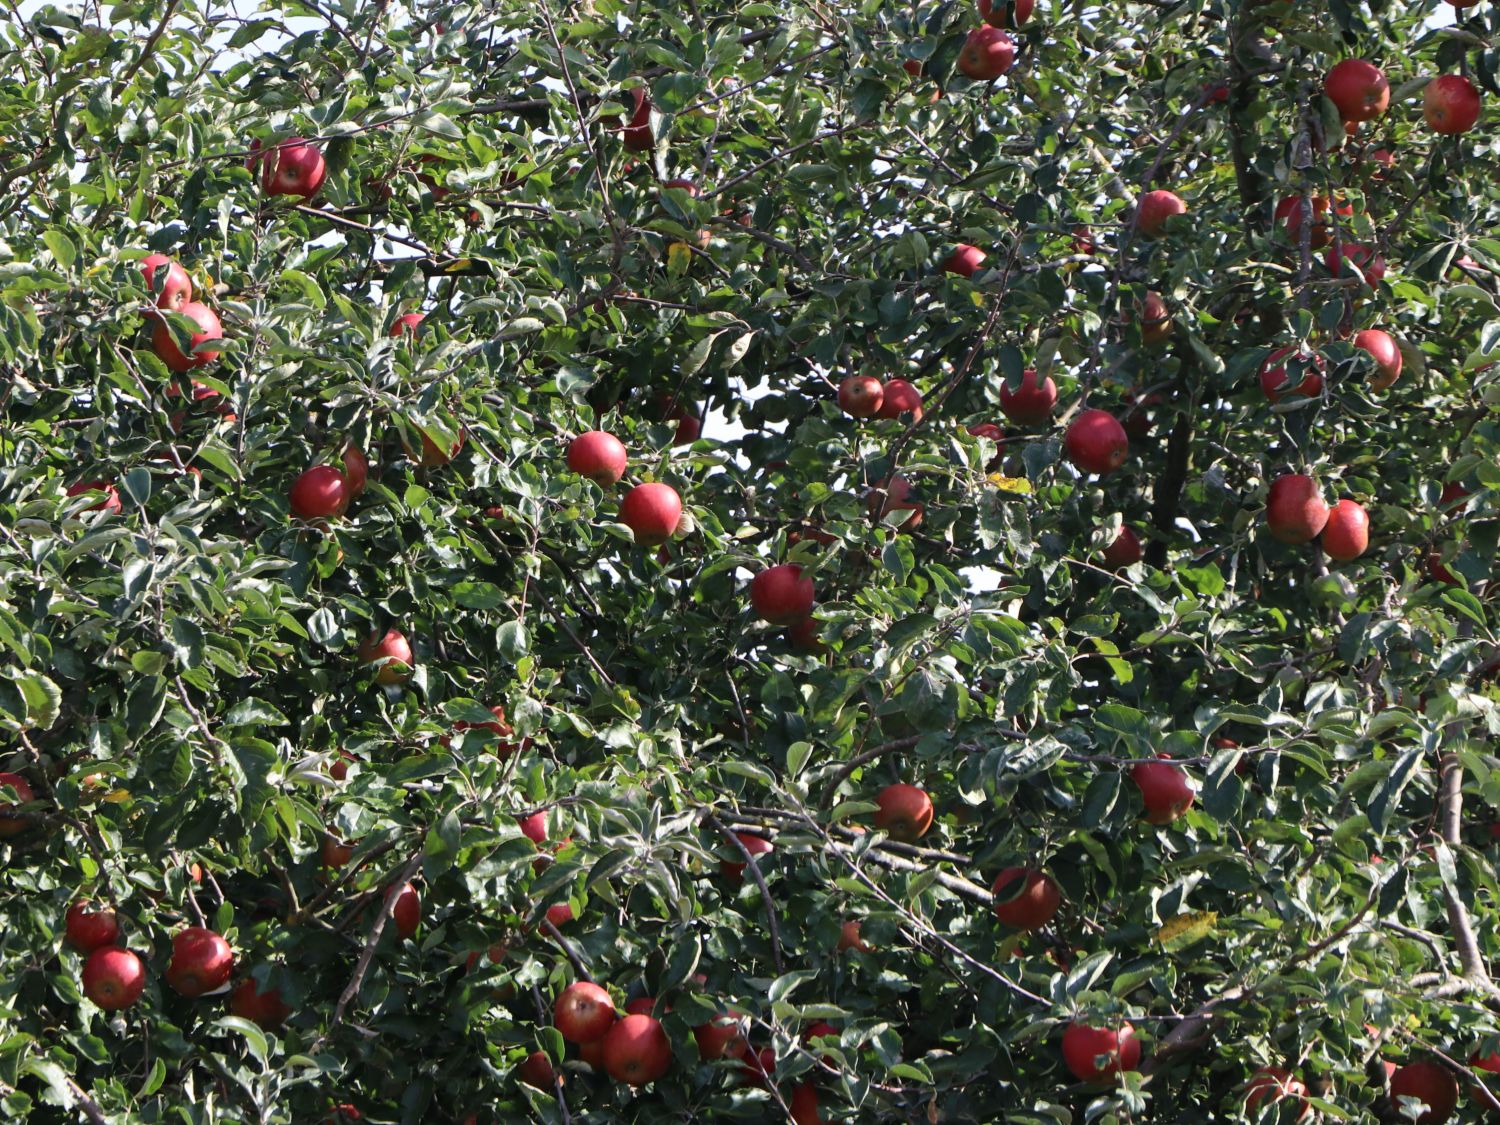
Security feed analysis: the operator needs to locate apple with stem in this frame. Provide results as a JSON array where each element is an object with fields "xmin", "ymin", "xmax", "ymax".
[
  {"xmin": 1325, "ymin": 59, "xmax": 1389, "ymax": 122},
  {"xmin": 1065, "ymin": 409, "xmax": 1128, "ymax": 475}
]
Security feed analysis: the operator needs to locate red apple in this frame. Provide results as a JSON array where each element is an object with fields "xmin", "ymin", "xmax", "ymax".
[
  {"xmin": 622, "ymin": 87, "xmax": 653, "ymax": 152},
  {"xmin": 1245, "ymin": 1066, "xmax": 1309, "ymax": 1119},
  {"xmin": 555, "ymin": 981, "xmax": 617, "ymax": 1043},
  {"xmin": 720, "ymin": 832, "xmax": 773, "ymax": 883},
  {"xmin": 838, "ymin": 376, "xmax": 885, "ymax": 418},
  {"xmin": 166, "ymin": 926, "xmax": 234, "ymax": 997},
  {"xmin": 956, "ymin": 26, "xmax": 1015, "ymax": 80},
  {"xmin": 1131, "ymin": 755, "xmax": 1194, "ymax": 824},
  {"xmin": 787, "ymin": 615, "xmax": 824, "ymax": 653},
  {"xmin": 341, "ymin": 445, "xmax": 368, "ymax": 497},
  {"xmin": 1064, "ymin": 409, "xmax": 1128, "ymax": 475},
  {"xmin": 968, "ymin": 422, "xmax": 1005, "ymax": 441},
  {"xmin": 741, "ymin": 1046, "xmax": 776, "ymax": 1087},
  {"xmin": 65, "ymin": 901, "xmax": 120, "ymax": 953},
  {"xmin": 790, "ymin": 1082, "xmax": 825, "ymax": 1125},
  {"xmin": 978, "ymin": 0, "xmax": 1033, "ymax": 27},
  {"xmin": 991, "ymin": 867, "xmax": 1061, "ymax": 930},
  {"xmin": 151, "ymin": 300, "xmax": 223, "ymax": 373},
  {"xmin": 750, "ymin": 564, "xmax": 815, "ymax": 626},
  {"xmin": 230, "ymin": 976, "xmax": 292, "ymax": 1028},
  {"xmin": 82, "ymin": 947, "xmax": 146, "ymax": 1011},
  {"xmin": 869, "ymin": 475, "xmax": 924, "ymax": 531},
  {"xmin": 1134, "ymin": 190, "xmax": 1186, "ymax": 238},
  {"xmin": 837, "ymin": 919, "xmax": 872, "ymax": 953},
  {"xmin": 321, "ymin": 836, "xmax": 353, "ymax": 869},
  {"xmin": 1274, "ymin": 195, "xmax": 1351, "ymax": 251},
  {"xmin": 139, "ymin": 253, "xmax": 192, "ymax": 311},
  {"xmin": 1071, "ymin": 225, "xmax": 1096, "ymax": 254},
  {"xmin": 1354, "ymin": 328, "xmax": 1402, "ymax": 390},
  {"xmin": 1322, "ymin": 498, "xmax": 1369, "ymax": 561},
  {"xmin": 1259, "ymin": 347, "xmax": 1325, "ymax": 403},
  {"xmin": 404, "ymin": 427, "xmax": 466, "ymax": 467},
  {"xmin": 444, "ymin": 705, "xmax": 516, "ymax": 754},
  {"xmin": 999, "ymin": 368, "xmax": 1057, "ymax": 427},
  {"xmin": 619, "ymin": 482, "xmax": 682, "ymax": 546},
  {"xmin": 388, "ymin": 883, "xmax": 420, "ymax": 939},
  {"xmin": 1266, "ymin": 474, "xmax": 1329, "ymax": 545},
  {"xmin": 518, "ymin": 1050, "xmax": 557, "ymax": 1090},
  {"xmin": 694, "ymin": 1014, "xmax": 749, "ymax": 1060},
  {"xmin": 325, "ymin": 1105, "xmax": 362, "ymax": 1124},
  {"xmin": 651, "ymin": 396, "xmax": 702, "ymax": 445},
  {"xmin": 1062, "ymin": 1020, "xmax": 1141, "ymax": 1082},
  {"xmin": 874, "ymin": 782, "xmax": 934, "ymax": 842},
  {"xmin": 0, "ymin": 772, "xmax": 34, "ymax": 835},
  {"xmin": 290, "ymin": 465, "xmax": 351, "ymax": 520},
  {"xmin": 877, "ymin": 378, "xmax": 924, "ymax": 421},
  {"xmin": 518, "ymin": 810, "xmax": 547, "ymax": 845},
  {"xmin": 903, "ymin": 58, "xmax": 923, "ymax": 77},
  {"xmin": 254, "ymin": 136, "xmax": 327, "ymax": 199},
  {"xmin": 1389, "ymin": 1060, "xmax": 1459, "ymax": 1124},
  {"xmin": 567, "ymin": 430, "xmax": 628, "ymax": 486},
  {"xmin": 941, "ymin": 243, "xmax": 988, "ymax": 277},
  {"xmin": 357, "ymin": 628, "xmax": 413, "ymax": 685},
  {"xmin": 65, "ymin": 480, "xmax": 122, "ymax": 515},
  {"xmin": 1101, "ymin": 526, "xmax": 1142, "ymax": 569},
  {"xmin": 1424, "ymin": 75, "xmax": 1481, "ymax": 135},
  {"xmin": 390, "ymin": 312, "xmax": 425, "ymax": 337},
  {"xmin": 1138, "ymin": 291, "xmax": 1172, "ymax": 345},
  {"xmin": 602, "ymin": 1013, "xmax": 671, "ymax": 1085},
  {"xmin": 1326, "ymin": 241, "xmax": 1387, "ymax": 283},
  {"xmin": 1325, "ymin": 59, "xmax": 1389, "ymax": 122}
]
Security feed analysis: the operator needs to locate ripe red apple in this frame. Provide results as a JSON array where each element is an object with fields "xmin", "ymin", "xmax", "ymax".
[
  {"xmin": 978, "ymin": 0, "xmax": 1034, "ymax": 27},
  {"xmin": 837, "ymin": 919, "xmax": 872, "ymax": 953},
  {"xmin": 602, "ymin": 1013, "xmax": 672, "ymax": 1085},
  {"xmin": 957, "ymin": 26, "xmax": 1015, "ymax": 80},
  {"xmin": 390, "ymin": 312, "xmax": 425, "ymax": 337},
  {"xmin": 388, "ymin": 883, "xmax": 420, "ymax": 938},
  {"xmin": 1389, "ymin": 1060, "xmax": 1459, "ymax": 1124},
  {"xmin": 254, "ymin": 136, "xmax": 327, "ymax": 198},
  {"xmin": 789, "ymin": 1083, "xmax": 824, "ymax": 1125},
  {"xmin": 874, "ymin": 782, "xmax": 934, "ymax": 842},
  {"xmin": 1322, "ymin": 499, "xmax": 1369, "ymax": 561},
  {"xmin": 720, "ymin": 832, "xmax": 773, "ymax": 883},
  {"xmin": 342, "ymin": 444, "xmax": 368, "ymax": 497},
  {"xmin": 166, "ymin": 926, "xmax": 234, "ymax": 997},
  {"xmin": 1062, "ymin": 1020, "xmax": 1141, "ymax": 1083},
  {"xmin": 838, "ymin": 375, "xmax": 885, "ymax": 418},
  {"xmin": 518, "ymin": 810, "xmax": 547, "ymax": 845},
  {"xmin": 567, "ymin": 430, "xmax": 628, "ymax": 485},
  {"xmin": 968, "ymin": 422, "xmax": 1005, "ymax": 441},
  {"xmin": 1266, "ymin": 474, "xmax": 1329, "ymax": 545},
  {"xmin": 82, "ymin": 947, "xmax": 146, "ymax": 1011},
  {"xmin": 65, "ymin": 901, "xmax": 120, "ymax": 953},
  {"xmin": 1259, "ymin": 347, "xmax": 1325, "ymax": 403},
  {"xmin": 999, "ymin": 368, "xmax": 1057, "ymax": 427},
  {"xmin": 622, "ymin": 87, "xmax": 653, "ymax": 152},
  {"xmin": 750, "ymin": 564, "xmax": 815, "ymax": 626},
  {"xmin": 902, "ymin": 58, "xmax": 923, "ymax": 77},
  {"xmin": 877, "ymin": 378, "xmax": 924, "ymax": 421},
  {"xmin": 325, "ymin": 1104, "xmax": 363, "ymax": 1123},
  {"xmin": 1071, "ymin": 225, "xmax": 1096, "ymax": 254},
  {"xmin": 0, "ymin": 772, "xmax": 34, "ymax": 835},
  {"xmin": 651, "ymin": 395, "xmax": 702, "ymax": 445},
  {"xmin": 1137, "ymin": 291, "xmax": 1172, "ymax": 345},
  {"xmin": 444, "ymin": 704, "xmax": 516, "ymax": 754},
  {"xmin": 545, "ymin": 902, "xmax": 574, "ymax": 928},
  {"xmin": 694, "ymin": 1014, "xmax": 749, "ymax": 1060},
  {"xmin": 1101, "ymin": 526, "xmax": 1142, "ymax": 569},
  {"xmin": 741, "ymin": 1045, "xmax": 776, "ymax": 1087},
  {"xmin": 290, "ymin": 465, "xmax": 351, "ymax": 520},
  {"xmin": 1065, "ymin": 409, "xmax": 1128, "ymax": 475},
  {"xmin": 321, "ymin": 836, "xmax": 353, "ymax": 869},
  {"xmin": 65, "ymin": 480, "xmax": 122, "ymax": 515},
  {"xmin": 151, "ymin": 300, "xmax": 223, "ymax": 372},
  {"xmin": 555, "ymin": 981, "xmax": 617, "ymax": 1043},
  {"xmin": 518, "ymin": 1050, "xmax": 557, "ymax": 1090},
  {"xmin": 1354, "ymin": 328, "xmax": 1402, "ymax": 390},
  {"xmin": 1424, "ymin": 75, "xmax": 1481, "ymax": 135},
  {"xmin": 786, "ymin": 615, "xmax": 824, "ymax": 653},
  {"xmin": 230, "ymin": 976, "xmax": 292, "ymax": 1029},
  {"xmin": 1428, "ymin": 550, "xmax": 1460, "ymax": 586},
  {"xmin": 358, "ymin": 628, "xmax": 413, "ymax": 685},
  {"xmin": 619, "ymin": 482, "xmax": 682, "ymax": 546},
  {"xmin": 869, "ymin": 475, "xmax": 924, "ymax": 531},
  {"xmin": 991, "ymin": 867, "xmax": 1061, "ymax": 930},
  {"xmin": 1134, "ymin": 190, "xmax": 1186, "ymax": 238},
  {"xmin": 1274, "ymin": 195, "xmax": 1351, "ymax": 250},
  {"xmin": 1131, "ymin": 755, "xmax": 1195, "ymax": 824},
  {"xmin": 139, "ymin": 253, "xmax": 192, "ymax": 311},
  {"xmin": 1325, "ymin": 59, "xmax": 1389, "ymax": 122},
  {"xmin": 1245, "ymin": 1066, "xmax": 1309, "ymax": 1119},
  {"xmin": 941, "ymin": 243, "xmax": 987, "ymax": 277},
  {"xmin": 1326, "ymin": 241, "xmax": 1386, "ymax": 283}
]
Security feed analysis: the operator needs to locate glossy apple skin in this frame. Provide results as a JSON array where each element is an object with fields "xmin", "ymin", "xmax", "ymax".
[
  {"xmin": 694, "ymin": 1014, "xmax": 748, "ymax": 1060},
  {"xmin": 1389, "ymin": 1060, "xmax": 1458, "ymax": 1124},
  {"xmin": 602, "ymin": 1013, "xmax": 672, "ymax": 1085},
  {"xmin": 389, "ymin": 883, "xmax": 420, "ymax": 939},
  {"xmin": 720, "ymin": 832, "xmax": 773, "ymax": 883},
  {"xmin": 1325, "ymin": 241, "xmax": 1386, "ymax": 283},
  {"xmin": 1131, "ymin": 755, "xmax": 1195, "ymax": 824},
  {"xmin": 389, "ymin": 312, "xmax": 424, "ymax": 337},
  {"xmin": 1134, "ymin": 190, "xmax": 1186, "ymax": 237},
  {"xmin": 357, "ymin": 628, "xmax": 413, "ymax": 685},
  {"xmin": 619, "ymin": 482, "xmax": 682, "ymax": 547},
  {"xmin": 1325, "ymin": 59, "xmax": 1389, "ymax": 122},
  {"xmin": 290, "ymin": 465, "xmax": 351, "ymax": 520},
  {"xmin": 567, "ymin": 431, "xmax": 628, "ymax": 486},
  {"xmin": 255, "ymin": 136, "xmax": 327, "ymax": 199},
  {"xmin": 1064, "ymin": 409, "xmax": 1129, "ymax": 475},
  {"xmin": 0, "ymin": 772, "xmax": 34, "ymax": 835},
  {"xmin": 877, "ymin": 378, "xmax": 924, "ymax": 421},
  {"xmin": 151, "ymin": 300, "xmax": 223, "ymax": 372},
  {"xmin": 838, "ymin": 376, "xmax": 885, "ymax": 418},
  {"xmin": 1138, "ymin": 292, "xmax": 1172, "ymax": 345},
  {"xmin": 82, "ymin": 947, "xmax": 146, "ymax": 1011},
  {"xmin": 957, "ymin": 26, "xmax": 1015, "ymax": 80},
  {"xmin": 1259, "ymin": 347, "xmax": 1325, "ymax": 403},
  {"xmin": 750, "ymin": 564, "xmax": 815, "ymax": 626},
  {"xmin": 874, "ymin": 782, "xmax": 934, "ymax": 842},
  {"xmin": 1265, "ymin": 474, "xmax": 1329, "ymax": 545},
  {"xmin": 230, "ymin": 977, "xmax": 292, "ymax": 1028},
  {"xmin": 1101, "ymin": 526, "xmax": 1142, "ymax": 568},
  {"xmin": 1322, "ymin": 499, "xmax": 1369, "ymax": 562},
  {"xmin": 517, "ymin": 810, "xmax": 547, "ymax": 844},
  {"xmin": 991, "ymin": 867, "xmax": 1061, "ymax": 930},
  {"xmin": 64, "ymin": 480, "xmax": 122, "ymax": 515},
  {"xmin": 1353, "ymin": 329, "xmax": 1402, "ymax": 391},
  {"xmin": 999, "ymin": 368, "xmax": 1057, "ymax": 427},
  {"xmin": 166, "ymin": 926, "xmax": 234, "ymax": 997},
  {"xmin": 941, "ymin": 243, "xmax": 987, "ymax": 277},
  {"xmin": 1424, "ymin": 75, "xmax": 1481, "ymax": 135},
  {"xmin": 622, "ymin": 88, "xmax": 653, "ymax": 152},
  {"xmin": 554, "ymin": 981, "xmax": 617, "ymax": 1044},
  {"xmin": 139, "ymin": 253, "xmax": 192, "ymax": 311},
  {"xmin": 979, "ymin": 0, "xmax": 1033, "ymax": 27},
  {"xmin": 65, "ymin": 901, "xmax": 120, "ymax": 953},
  {"xmin": 1062, "ymin": 1020, "xmax": 1141, "ymax": 1082}
]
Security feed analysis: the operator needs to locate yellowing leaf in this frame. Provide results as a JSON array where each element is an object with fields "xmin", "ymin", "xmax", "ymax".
[
  {"xmin": 1155, "ymin": 910, "xmax": 1217, "ymax": 951},
  {"xmin": 667, "ymin": 241, "xmax": 694, "ymax": 273},
  {"xmin": 987, "ymin": 474, "xmax": 1033, "ymax": 495}
]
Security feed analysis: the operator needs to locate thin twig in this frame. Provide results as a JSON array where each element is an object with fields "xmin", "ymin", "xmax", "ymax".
[
  {"xmin": 326, "ymin": 850, "xmax": 424, "ymax": 1033},
  {"xmin": 704, "ymin": 810, "xmax": 785, "ymax": 974}
]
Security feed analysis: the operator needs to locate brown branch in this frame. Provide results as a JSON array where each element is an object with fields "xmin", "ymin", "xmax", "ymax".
[
  {"xmin": 114, "ymin": 0, "xmax": 182, "ymax": 93},
  {"xmin": 63, "ymin": 1074, "xmax": 109, "ymax": 1125},
  {"xmin": 1439, "ymin": 751, "xmax": 1492, "ymax": 985},
  {"xmin": 327, "ymin": 850, "xmax": 424, "ymax": 1033},
  {"xmin": 541, "ymin": 915, "xmax": 593, "ymax": 982},
  {"xmin": 704, "ymin": 810, "xmax": 785, "ymax": 974},
  {"xmin": 819, "ymin": 735, "xmax": 922, "ymax": 807},
  {"xmin": 529, "ymin": 985, "xmax": 576, "ymax": 1123}
]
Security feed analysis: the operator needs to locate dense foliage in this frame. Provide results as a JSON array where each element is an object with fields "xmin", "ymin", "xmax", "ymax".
[{"xmin": 4, "ymin": 0, "xmax": 1500, "ymax": 1120}]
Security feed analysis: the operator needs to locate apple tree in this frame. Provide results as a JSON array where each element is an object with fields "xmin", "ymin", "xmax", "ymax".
[{"xmin": 3, "ymin": 0, "xmax": 1500, "ymax": 1120}]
